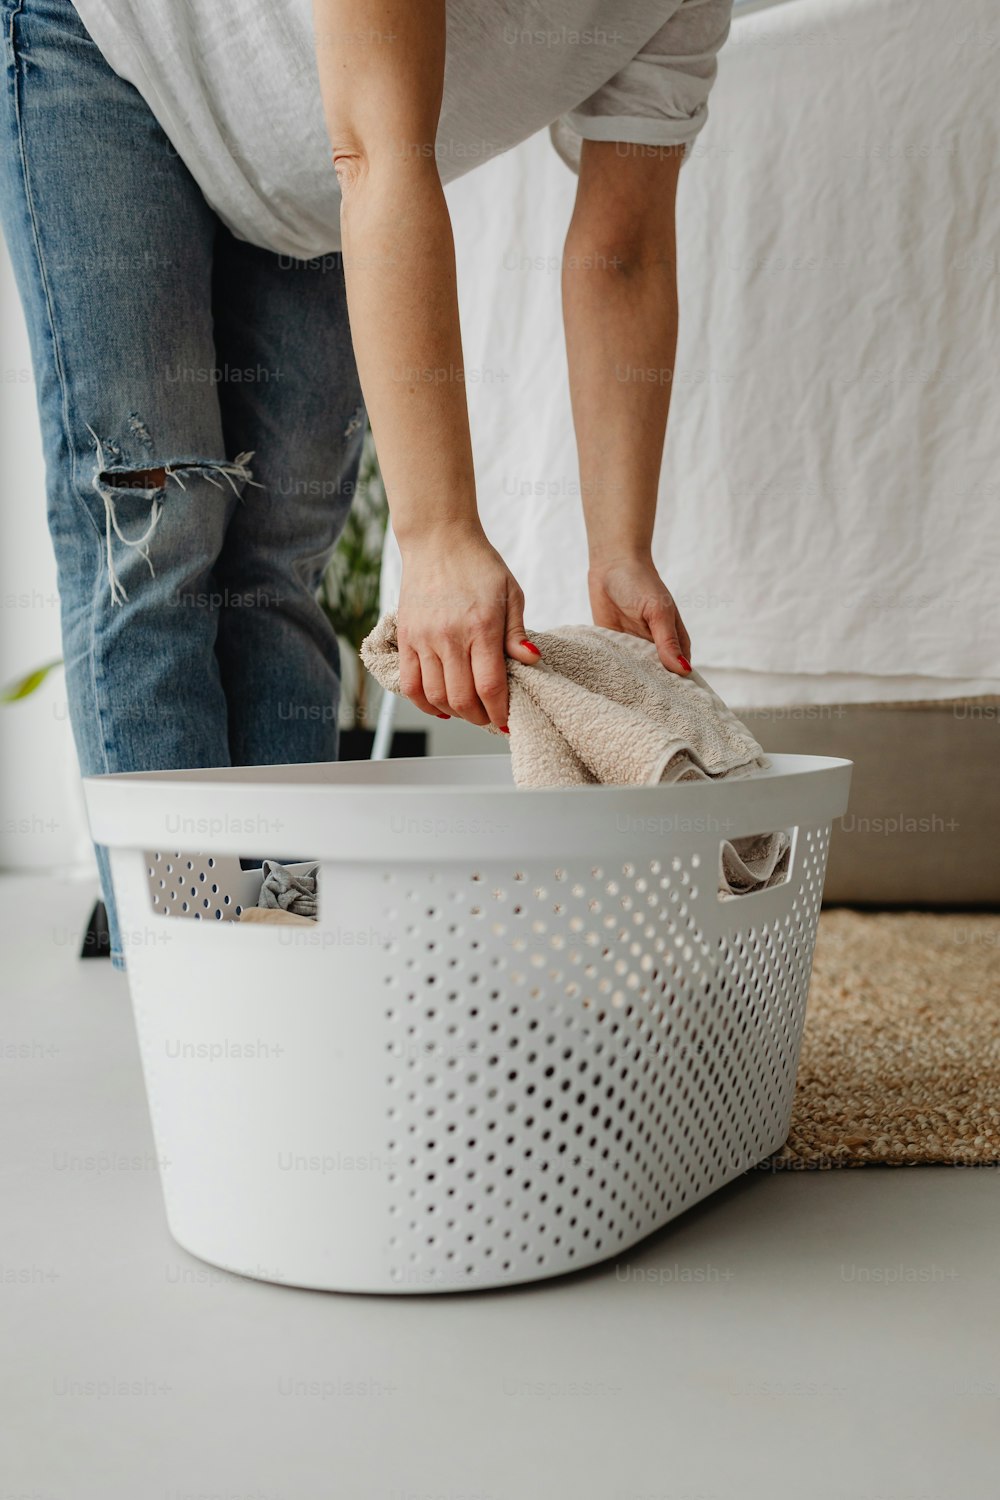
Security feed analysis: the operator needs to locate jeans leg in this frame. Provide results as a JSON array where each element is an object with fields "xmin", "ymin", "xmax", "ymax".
[
  {"xmin": 210, "ymin": 230, "xmax": 365, "ymax": 766},
  {"xmin": 0, "ymin": 0, "xmax": 241, "ymax": 964}
]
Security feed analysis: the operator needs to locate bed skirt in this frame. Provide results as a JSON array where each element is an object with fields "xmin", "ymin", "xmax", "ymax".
[{"xmin": 740, "ymin": 699, "xmax": 999, "ymax": 907}]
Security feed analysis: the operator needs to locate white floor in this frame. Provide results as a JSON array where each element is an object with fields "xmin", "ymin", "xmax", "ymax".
[{"xmin": 3, "ymin": 872, "xmax": 997, "ymax": 1500}]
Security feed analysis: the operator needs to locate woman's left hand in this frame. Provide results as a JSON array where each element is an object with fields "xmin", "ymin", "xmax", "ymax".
[{"xmin": 588, "ymin": 555, "xmax": 692, "ymax": 677}]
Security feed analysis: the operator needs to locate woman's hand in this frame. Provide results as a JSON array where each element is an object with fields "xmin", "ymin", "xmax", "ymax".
[
  {"xmin": 588, "ymin": 554, "xmax": 692, "ymax": 676},
  {"xmin": 397, "ymin": 524, "xmax": 541, "ymax": 728}
]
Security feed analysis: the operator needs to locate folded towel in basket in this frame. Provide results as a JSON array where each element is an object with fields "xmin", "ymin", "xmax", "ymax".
[
  {"xmin": 239, "ymin": 907, "xmax": 316, "ymax": 927},
  {"xmin": 361, "ymin": 614, "xmax": 790, "ymax": 897},
  {"xmin": 258, "ymin": 859, "xmax": 319, "ymax": 917}
]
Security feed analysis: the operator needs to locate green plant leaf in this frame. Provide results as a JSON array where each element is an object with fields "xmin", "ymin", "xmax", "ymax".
[
  {"xmin": 1, "ymin": 658, "xmax": 64, "ymax": 703},
  {"xmin": 318, "ymin": 424, "xmax": 388, "ymax": 727}
]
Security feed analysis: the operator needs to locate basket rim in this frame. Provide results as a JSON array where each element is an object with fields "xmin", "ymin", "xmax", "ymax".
[
  {"xmin": 85, "ymin": 754, "xmax": 852, "ymax": 862},
  {"xmin": 84, "ymin": 750, "xmax": 851, "ymax": 793}
]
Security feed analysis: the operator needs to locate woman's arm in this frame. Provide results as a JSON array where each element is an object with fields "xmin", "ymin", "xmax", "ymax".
[
  {"xmin": 562, "ymin": 140, "xmax": 692, "ymax": 675},
  {"xmin": 311, "ymin": 0, "xmax": 539, "ymax": 729}
]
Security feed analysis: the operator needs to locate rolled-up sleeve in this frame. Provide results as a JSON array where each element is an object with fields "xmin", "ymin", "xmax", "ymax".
[{"xmin": 551, "ymin": 0, "xmax": 733, "ymax": 168}]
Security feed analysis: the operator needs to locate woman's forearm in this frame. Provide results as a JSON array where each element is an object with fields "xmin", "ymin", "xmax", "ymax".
[
  {"xmin": 562, "ymin": 141, "xmax": 683, "ymax": 566},
  {"xmin": 562, "ymin": 247, "xmax": 678, "ymax": 563},
  {"xmin": 311, "ymin": 0, "xmax": 479, "ymax": 547},
  {"xmin": 338, "ymin": 159, "xmax": 479, "ymax": 546}
]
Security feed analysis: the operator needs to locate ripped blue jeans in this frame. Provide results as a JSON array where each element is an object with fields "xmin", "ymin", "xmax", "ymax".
[{"xmin": 0, "ymin": 0, "xmax": 364, "ymax": 965}]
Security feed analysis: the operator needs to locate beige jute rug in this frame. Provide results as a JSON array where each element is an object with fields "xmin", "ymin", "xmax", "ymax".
[{"xmin": 772, "ymin": 909, "xmax": 1000, "ymax": 1168}]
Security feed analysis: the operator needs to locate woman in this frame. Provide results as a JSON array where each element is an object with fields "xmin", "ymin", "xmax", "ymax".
[{"xmin": 0, "ymin": 0, "xmax": 732, "ymax": 963}]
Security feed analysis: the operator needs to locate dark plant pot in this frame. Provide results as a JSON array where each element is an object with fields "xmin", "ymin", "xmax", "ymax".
[
  {"xmin": 80, "ymin": 899, "xmax": 112, "ymax": 959},
  {"xmin": 337, "ymin": 727, "xmax": 429, "ymax": 761}
]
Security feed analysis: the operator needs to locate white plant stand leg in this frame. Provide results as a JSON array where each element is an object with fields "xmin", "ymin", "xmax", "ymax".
[{"xmin": 370, "ymin": 686, "xmax": 396, "ymax": 761}]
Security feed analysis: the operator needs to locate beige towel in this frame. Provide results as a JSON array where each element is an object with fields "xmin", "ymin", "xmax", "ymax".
[
  {"xmin": 238, "ymin": 907, "xmax": 316, "ymax": 927},
  {"xmin": 361, "ymin": 614, "xmax": 790, "ymax": 895}
]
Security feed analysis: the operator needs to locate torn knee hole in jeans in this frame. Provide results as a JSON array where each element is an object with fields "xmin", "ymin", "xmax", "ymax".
[
  {"xmin": 87, "ymin": 425, "xmax": 258, "ymax": 606},
  {"xmin": 102, "ymin": 466, "xmax": 169, "ymax": 490}
]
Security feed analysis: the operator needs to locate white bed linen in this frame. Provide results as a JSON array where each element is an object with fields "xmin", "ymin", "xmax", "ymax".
[{"xmin": 381, "ymin": 0, "xmax": 1000, "ymax": 704}]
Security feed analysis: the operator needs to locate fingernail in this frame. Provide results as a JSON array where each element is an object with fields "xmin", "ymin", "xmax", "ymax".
[
  {"xmin": 520, "ymin": 640, "xmax": 541, "ymax": 656},
  {"xmin": 677, "ymin": 656, "xmax": 692, "ymax": 673},
  {"xmin": 436, "ymin": 713, "xmax": 451, "ymax": 719},
  {"xmin": 499, "ymin": 725, "xmax": 510, "ymax": 735}
]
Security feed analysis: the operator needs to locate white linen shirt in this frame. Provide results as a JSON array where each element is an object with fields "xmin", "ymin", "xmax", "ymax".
[{"xmin": 73, "ymin": 0, "xmax": 733, "ymax": 257}]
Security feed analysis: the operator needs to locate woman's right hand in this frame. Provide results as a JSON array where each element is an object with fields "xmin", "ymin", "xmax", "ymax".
[{"xmin": 396, "ymin": 523, "xmax": 542, "ymax": 730}]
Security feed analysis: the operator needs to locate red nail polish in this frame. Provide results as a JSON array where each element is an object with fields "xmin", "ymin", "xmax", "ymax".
[
  {"xmin": 499, "ymin": 726, "xmax": 510, "ymax": 735},
  {"xmin": 520, "ymin": 640, "xmax": 541, "ymax": 656},
  {"xmin": 677, "ymin": 656, "xmax": 692, "ymax": 673},
  {"xmin": 436, "ymin": 713, "xmax": 451, "ymax": 719}
]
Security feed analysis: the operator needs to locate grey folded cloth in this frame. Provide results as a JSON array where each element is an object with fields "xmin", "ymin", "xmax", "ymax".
[
  {"xmin": 361, "ymin": 613, "xmax": 790, "ymax": 897},
  {"xmin": 257, "ymin": 859, "xmax": 319, "ymax": 918}
]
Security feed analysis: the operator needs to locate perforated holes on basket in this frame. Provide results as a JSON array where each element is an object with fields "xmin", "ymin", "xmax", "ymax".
[
  {"xmin": 144, "ymin": 851, "xmax": 244, "ymax": 921},
  {"xmin": 379, "ymin": 846, "xmax": 825, "ymax": 1287}
]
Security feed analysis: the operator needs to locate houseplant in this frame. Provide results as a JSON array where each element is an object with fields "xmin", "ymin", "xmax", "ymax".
[{"xmin": 317, "ymin": 424, "xmax": 425, "ymax": 759}]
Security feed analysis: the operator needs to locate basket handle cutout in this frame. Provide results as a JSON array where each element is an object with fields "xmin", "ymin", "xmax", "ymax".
[
  {"xmin": 142, "ymin": 850, "xmax": 319, "ymax": 925},
  {"xmin": 717, "ymin": 825, "xmax": 796, "ymax": 903}
]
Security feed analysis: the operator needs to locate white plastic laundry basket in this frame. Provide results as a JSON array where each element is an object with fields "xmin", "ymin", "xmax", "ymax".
[{"xmin": 84, "ymin": 752, "xmax": 851, "ymax": 1294}]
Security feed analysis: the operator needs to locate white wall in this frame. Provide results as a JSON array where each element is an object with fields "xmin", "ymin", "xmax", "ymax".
[{"xmin": 0, "ymin": 240, "xmax": 94, "ymax": 874}]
